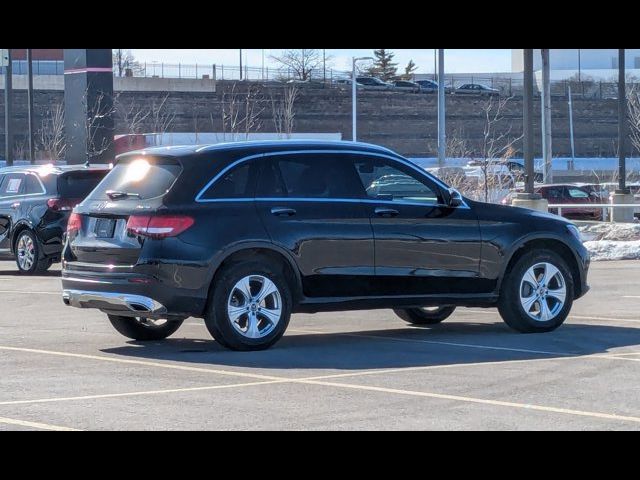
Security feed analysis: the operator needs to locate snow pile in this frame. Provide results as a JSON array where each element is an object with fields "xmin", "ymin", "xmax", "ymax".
[
  {"xmin": 584, "ymin": 240, "xmax": 640, "ymax": 261},
  {"xmin": 578, "ymin": 222, "xmax": 640, "ymax": 242}
]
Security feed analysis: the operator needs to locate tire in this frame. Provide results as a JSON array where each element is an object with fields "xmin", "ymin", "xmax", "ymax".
[
  {"xmin": 498, "ymin": 249, "xmax": 574, "ymax": 333},
  {"xmin": 108, "ymin": 315, "xmax": 184, "ymax": 341},
  {"xmin": 205, "ymin": 260, "xmax": 292, "ymax": 351},
  {"xmin": 394, "ymin": 306, "xmax": 456, "ymax": 325},
  {"xmin": 14, "ymin": 230, "xmax": 51, "ymax": 275}
]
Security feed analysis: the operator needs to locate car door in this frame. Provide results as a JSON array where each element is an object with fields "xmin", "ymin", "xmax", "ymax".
[
  {"xmin": 353, "ymin": 155, "xmax": 483, "ymax": 296},
  {"xmin": 254, "ymin": 152, "xmax": 375, "ymax": 298},
  {"xmin": 0, "ymin": 173, "xmax": 26, "ymax": 251}
]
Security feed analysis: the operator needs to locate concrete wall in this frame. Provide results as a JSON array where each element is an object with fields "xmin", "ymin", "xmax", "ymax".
[
  {"xmin": 0, "ymin": 83, "xmax": 631, "ymax": 160},
  {"xmin": 0, "ymin": 75, "xmax": 217, "ymax": 92}
]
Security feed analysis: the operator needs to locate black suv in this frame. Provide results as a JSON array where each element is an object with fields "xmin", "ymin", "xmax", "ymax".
[
  {"xmin": 61, "ymin": 141, "xmax": 589, "ymax": 350},
  {"xmin": 0, "ymin": 164, "xmax": 110, "ymax": 273}
]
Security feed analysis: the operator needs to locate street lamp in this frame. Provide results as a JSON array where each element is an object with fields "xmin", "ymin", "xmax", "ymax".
[{"xmin": 352, "ymin": 56, "xmax": 373, "ymax": 142}]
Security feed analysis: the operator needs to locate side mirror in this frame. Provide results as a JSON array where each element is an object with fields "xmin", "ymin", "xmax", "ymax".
[{"xmin": 448, "ymin": 189, "xmax": 464, "ymax": 207}]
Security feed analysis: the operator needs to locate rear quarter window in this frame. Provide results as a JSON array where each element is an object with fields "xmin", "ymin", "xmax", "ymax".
[{"xmin": 88, "ymin": 157, "xmax": 182, "ymax": 201}]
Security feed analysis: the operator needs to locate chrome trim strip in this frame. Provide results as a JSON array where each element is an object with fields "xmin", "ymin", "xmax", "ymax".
[
  {"xmin": 194, "ymin": 149, "xmax": 469, "ymax": 209},
  {"xmin": 62, "ymin": 289, "xmax": 166, "ymax": 314}
]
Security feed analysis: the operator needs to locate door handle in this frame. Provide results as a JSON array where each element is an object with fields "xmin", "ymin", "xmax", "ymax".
[
  {"xmin": 375, "ymin": 207, "xmax": 399, "ymax": 217},
  {"xmin": 271, "ymin": 207, "xmax": 296, "ymax": 217},
  {"xmin": 10, "ymin": 203, "xmax": 20, "ymax": 209}
]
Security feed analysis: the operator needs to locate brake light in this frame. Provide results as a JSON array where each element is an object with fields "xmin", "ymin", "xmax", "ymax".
[
  {"xmin": 67, "ymin": 213, "xmax": 82, "ymax": 236},
  {"xmin": 126, "ymin": 215, "xmax": 194, "ymax": 239},
  {"xmin": 48, "ymin": 198, "xmax": 80, "ymax": 211}
]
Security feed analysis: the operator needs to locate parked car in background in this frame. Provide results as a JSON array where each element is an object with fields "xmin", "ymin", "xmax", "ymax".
[
  {"xmin": 455, "ymin": 83, "xmax": 500, "ymax": 96},
  {"xmin": 62, "ymin": 141, "xmax": 589, "ymax": 350},
  {"xmin": 415, "ymin": 79, "xmax": 439, "ymax": 93},
  {"xmin": 332, "ymin": 78, "xmax": 364, "ymax": 90},
  {"xmin": 0, "ymin": 164, "xmax": 110, "ymax": 274},
  {"xmin": 356, "ymin": 76, "xmax": 394, "ymax": 90},
  {"xmin": 502, "ymin": 183, "xmax": 603, "ymax": 220},
  {"xmin": 392, "ymin": 80, "xmax": 422, "ymax": 93}
]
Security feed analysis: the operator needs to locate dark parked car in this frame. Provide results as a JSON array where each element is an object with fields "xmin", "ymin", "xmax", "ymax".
[
  {"xmin": 0, "ymin": 164, "xmax": 110, "ymax": 273},
  {"xmin": 415, "ymin": 79, "xmax": 454, "ymax": 94},
  {"xmin": 392, "ymin": 80, "xmax": 421, "ymax": 93},
  {"xmin": 61, "ymin": 141, "xmax": 589, "ymax": 350},
  {"xmin": 455, "ymin": 83, "xmax": 500, "ymax": 96},
  {"xmin": 355, "ymin": 76, "xmax": 394, "ymax": 90}
]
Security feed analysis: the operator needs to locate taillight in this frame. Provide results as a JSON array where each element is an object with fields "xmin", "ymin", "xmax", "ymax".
[
  {"xmin": 47, "ymin": 198, "xmax": 80, "ymax": 211},
  {"xmin": 67, "ymin": 213, "xmax": 82, "ymax": 236},
  {"xmin": 126, "ymin": 215, "xmax": 194, "ymax": 239}
]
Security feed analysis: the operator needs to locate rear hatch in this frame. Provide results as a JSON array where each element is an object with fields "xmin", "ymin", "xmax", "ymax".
[{"xmin": 68, "ymin": 156, "xmax": 183, "ymax": 266}]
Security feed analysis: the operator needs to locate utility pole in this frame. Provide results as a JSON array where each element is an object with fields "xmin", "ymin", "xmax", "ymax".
[
  {"xmin": 239, "ymin": 49, "xmax": 243, "ymax": 80},
  {"xmin": 568, "ymin": 85, "xmax": 576, "ymax": 170},
  {"xmin": 27, "ymin": 48, "xmax": 35, "ymax": 164},
  {"xmin": 437, "ymin": 49, "xmax": 445, "ymax": 169},
  {"xmin": 3, "ymin": 48, "xmax": 13, "ymax": 166},
  {"xmin": 541, "ymin": 49, "xmax": 552, "ymax": 183},
  {"xmin": 523, "ymin": 49, "xmax": 534, "ymax": 194},
  {"xmin": 611, "ymin": 48, "xmax": 633, "ymax": 222},
  {"xmin": 512, "ymin": 49, "xmax": 547, "ymax": 212}
]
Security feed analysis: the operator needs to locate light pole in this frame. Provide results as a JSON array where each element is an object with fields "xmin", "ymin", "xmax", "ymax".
[
  {"xmin": 239, "ymin": 49, "xmax": 243, "ymax": 80},
  {"xmin": 437, "ymin": 49, "xmax": 445, "ymax": 169},
  {"xmin": 352, "ymin": 56, "xmax": 373, "ymax": 142}
]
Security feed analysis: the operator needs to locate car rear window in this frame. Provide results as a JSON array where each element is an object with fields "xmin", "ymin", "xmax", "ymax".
[
  {"xmin": 58, "ymin": 170, "xmax": 108, "ymax": 199},
  {"xmin": 87, "ymin": 156, "xmax": 182, "ymax": 201}
]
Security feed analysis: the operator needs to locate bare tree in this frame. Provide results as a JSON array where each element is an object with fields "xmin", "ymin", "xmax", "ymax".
[
  {"xmin": 38, "ymin": 103, "xmax": 66, "ymax": 161},
  {"xmin": 83, "ymin": 90, "xmax": 117, "ymax": 161},
  {"xmin": 150, "ymin": 94, "xmax": 176, "ymax": 134},
  {"xmin": 220, "ymin": 83, "xmax": 266, "ymax": 141},
  {"xmin": 270, "ymin": 49, "xmax": 323, "ymax": 81},
  {"xmin": 112, "ymin": 49, "xmax": 144, "ymax": 77},
  {"xmin": 628, "ymin": 84, "xmax": 640, "ymax": 156},
  {"xmin": 477, "ymin": 95, "xmax": 522, "ymax": 203},
  {"xmin": 270, "ymin": 85, "xmax": 299, "ymax": 138}
]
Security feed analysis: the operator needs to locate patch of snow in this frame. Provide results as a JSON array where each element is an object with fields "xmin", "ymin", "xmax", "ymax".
[
  {"xmin": 585, "ymin": 240, "xmax": 640, "ymax": 261},
  {"xmin": 578, "ymin": 222, "xmax": 640, "ymax": 242}
]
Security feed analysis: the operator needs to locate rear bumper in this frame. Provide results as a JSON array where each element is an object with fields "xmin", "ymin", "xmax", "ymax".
[
  {"xmin": 61, "ymin": 268, "xmax": 208, "ymax": 318},
  {"xmin": 62, "ymin": 289, "xmax": 167, "ymax": 317}
]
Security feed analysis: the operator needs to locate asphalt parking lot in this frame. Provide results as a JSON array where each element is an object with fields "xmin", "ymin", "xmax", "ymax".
[{"xmin": 1, "ymin": 259, "xmax": 639, "ymax": 430}]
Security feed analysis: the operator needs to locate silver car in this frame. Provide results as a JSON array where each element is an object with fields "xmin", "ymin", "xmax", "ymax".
[{"xmin": 455, "ymin": 83, "xmax": 500, "ymax": 96}]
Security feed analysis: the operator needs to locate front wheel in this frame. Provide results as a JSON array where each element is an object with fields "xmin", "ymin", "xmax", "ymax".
[
  {"xmin": 498, "ymin": 250, "xmax": 574, "ymax": 333},
  {"xmin": 108, "ymin": 315, "xmax": 184, "ymax": 341},
  {"xmin": 15, "ymin": 230, "xmax": 51, "ymax": 274},
  {"xmin": 394, "ymin": 306, "xmax": 456, "ymax": 325}
]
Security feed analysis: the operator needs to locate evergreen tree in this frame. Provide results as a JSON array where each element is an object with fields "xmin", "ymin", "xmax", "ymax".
[
  {"xmin": 367, "ymin": 49, "xmax": 398, "ymax": 81},
  {"xmin": 403, "ymin": 59, "xmax": 418, "ymax": 80}
]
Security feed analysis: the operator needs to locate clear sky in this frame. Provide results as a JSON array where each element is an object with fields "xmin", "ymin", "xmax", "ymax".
[{"xmin": 130, "ymin": 49, "xmax": 512, "ymax": 74}]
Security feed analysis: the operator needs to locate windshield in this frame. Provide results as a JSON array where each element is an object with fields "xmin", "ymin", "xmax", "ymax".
[
  {"xmin": 87, "ymin": 156, "xmax": 182, "ymax": 201},
  {"xmin": 57, "ymin": 170, "xmax": 108, "ymax": 199}
]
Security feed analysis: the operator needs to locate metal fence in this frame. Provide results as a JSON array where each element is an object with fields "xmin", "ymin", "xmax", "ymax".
[{"xmin": 4, "ymin": 60, "xmax": 637, "ymax": 99}]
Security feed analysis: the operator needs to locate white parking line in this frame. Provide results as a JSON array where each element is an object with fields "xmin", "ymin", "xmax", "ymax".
[
  {"xmin": 2, "ymin": 344, "xmax": 640, "ymax": 426},
  {"xmin": 301, "ymin": 379, "xmax": 640, "ymax": 425},
  {"xmin": 569, "ymin": 314, "xmax": 640, "ymax": 323},
  {"xmin": 0, "ymin": 380, "xmax": 286, "ymax": 407},
  {"xmin": 0, "ymin": 416, "xmax": 80, "ymax": 431}
]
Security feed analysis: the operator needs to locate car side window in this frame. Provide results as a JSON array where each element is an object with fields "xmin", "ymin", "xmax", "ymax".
[
  {"xmin": 24, "ymin": 174, "xmax": 44, "ymax": 195},
  {"xmin": 354, "ymin": 158, "xmax": 440, "ymax": 205},
  {"xmin": 200, "ymin": 162, "xmax": 258, "ymax": 200},
  {"xmin": 567, "ymin": 188, "xmax": 589, "ymax": 199},
  {"xmin": 257, "ymin": 154, "xmax": 365, "ymax": 199},
  {"xmin": 0, "ymin": 173, "xmax": 26, "ymax": 197}
]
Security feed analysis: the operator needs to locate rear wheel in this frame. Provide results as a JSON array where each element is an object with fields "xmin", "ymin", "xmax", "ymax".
[
  {"xmin": 107, "ymin": 315, "xmax": 184, "ymax": 341},
  {"xmin": 14, "ymin": 230, "xmax": 51, "ymax": 275},
  {"xmin": 205, "ymin": 260, "xmax": 292, "ymax": 351},
  {"xmin": 498, "ymin": 250, "xmax": 573, "ymax": 333},
  {"xmin": 394, "ymin": 306, "xmax": 456, "ymax": 325}
]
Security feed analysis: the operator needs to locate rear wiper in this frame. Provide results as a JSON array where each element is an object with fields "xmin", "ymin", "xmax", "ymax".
[{"xmin": 106, "ymin": 190, "xmax": 141, "ymax": 200}]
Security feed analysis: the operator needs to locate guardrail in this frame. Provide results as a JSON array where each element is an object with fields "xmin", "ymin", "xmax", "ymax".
[{"xmin": 548, "ymin": 203, "xmax": 639, "ymax": 220}]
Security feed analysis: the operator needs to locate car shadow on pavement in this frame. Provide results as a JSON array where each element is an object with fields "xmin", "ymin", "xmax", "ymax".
[
  {"xmin": 0, "ymin": 270, "xmax": 61, "ymax": 277},
  {"xmin": 101, "ymin": 321, "xmax": 640, "ymax": 371}
]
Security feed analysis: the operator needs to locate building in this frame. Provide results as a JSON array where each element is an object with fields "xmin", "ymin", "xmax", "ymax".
[
  {"xmin": 511, "ymin": 49, "xmax": 640, "ymax": 81},
  {"xmin": 9, "ymin": 49, "xmax": 64, "ymax": 75}
]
